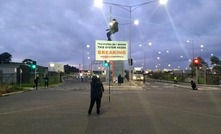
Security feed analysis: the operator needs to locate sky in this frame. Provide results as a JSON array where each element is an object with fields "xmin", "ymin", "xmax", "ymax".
[{"xmin": 0, "ymin": 0, "xmax": 221, "ymax": 70}]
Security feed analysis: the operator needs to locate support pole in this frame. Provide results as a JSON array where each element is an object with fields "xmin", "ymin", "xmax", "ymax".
[
  {"xmin": 108, "ymin": 65, "xmax": 111, "ymax": 102},
  {"xmin": 196, "ymin": 67, "xmax": 198, "ymax": 84}
]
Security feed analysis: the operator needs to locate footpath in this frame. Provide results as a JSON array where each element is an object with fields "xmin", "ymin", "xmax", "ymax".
[{"xmin": 146, "ymin": 78, "xmax": 221, "ymax": 90}]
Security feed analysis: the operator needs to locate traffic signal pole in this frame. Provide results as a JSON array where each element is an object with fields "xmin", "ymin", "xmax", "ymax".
[
  {"xmin": 35, "ymin": 68, "xmax": 37, "ymax": 79},
  {"xmin": 108, "ymin": 64, "xmax": 111, "ymax": 102},
  {"xmin": 195, "ymin": 67, "xmax": 198, "ymax": 84}
]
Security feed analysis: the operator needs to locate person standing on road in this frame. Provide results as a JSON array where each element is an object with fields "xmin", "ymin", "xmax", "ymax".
[
  {"xmin": 97, "ymin": 77, "xmax": 104, "ymax": 98},
  {"xmin": 118, "ymin": 74, "xmax": 122, "ymax": 85},
  {"xmin": 174, "ymin": 76, "xmax": 177, "ymax": 84},
  {"xmin": 33, "ymin": 74, "xmax": 39, "ymax": 90},
  {"xmin": 44, "ymin": 75, "xmax": 49, "ymax": 88},
  {"xmin": 88, "ymin": 76, "xmax": 104, "ymax": 115}
]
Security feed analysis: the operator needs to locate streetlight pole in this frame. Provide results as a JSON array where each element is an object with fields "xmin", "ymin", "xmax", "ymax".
[
  {"xmin": 129, "ymin": 6, "xmax": 132, "ymax": 85},
  {"xmin": 83, "ymin": 45, "xmax": 90, "ymax": 70},
  {"xmin": 192, "ymin": 40, "xmax": 194, "ymax": 59},
  {"xmin": 119, "ymin": 23, "xmax": 130, "ymax": 40},
  {"xmin": 94, "ymin": 0, "xmax": 168, "ymax": 85},
  {"xmin": 187, "ymin": 40, "xmax": 194, "ymax": 59}
]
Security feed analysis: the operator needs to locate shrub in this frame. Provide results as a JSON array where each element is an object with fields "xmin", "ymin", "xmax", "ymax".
[{"xmin": 0, "ymin": 85, "xmax": 24, "ymax": 96}]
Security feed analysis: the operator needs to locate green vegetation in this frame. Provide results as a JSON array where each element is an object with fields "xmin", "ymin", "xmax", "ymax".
[{"xmin": 0, "ymin": 85, "xmax": 24, "ymax": 96}]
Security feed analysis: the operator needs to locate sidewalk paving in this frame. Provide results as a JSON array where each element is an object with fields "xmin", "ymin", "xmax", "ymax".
[
  {"xmin": 1, "ymin": 80, "xmax": 220, "ymax": 97},
  {"xmin": 146, "ymin": 78, "xmax": 221, "ymax": 91},
  {"xmin": 173, "ymin": 83, "xmax": 221, "ymax": 90},
  {"xmin": 103, "ymin": 80, "xmax": 143, "ymax": 90}
]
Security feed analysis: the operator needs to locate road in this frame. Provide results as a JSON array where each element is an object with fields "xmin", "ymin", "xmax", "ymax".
[{"xmin": 0, "ymin": 78, "xmax": 221, "ymax": 134}]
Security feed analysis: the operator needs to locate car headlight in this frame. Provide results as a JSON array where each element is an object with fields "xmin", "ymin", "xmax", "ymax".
[
  {"xmin": 133, "ymin": 76, "xmax": 136, "ymax": 79},
  {"xmin": 141, "ymin": 76, "xmax": 144, "ymax": 79}
]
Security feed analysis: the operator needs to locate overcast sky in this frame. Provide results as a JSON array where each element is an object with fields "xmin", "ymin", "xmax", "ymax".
[{"xmin": 0, "ymin": 0, "xmax": 220, "ymax": 70}]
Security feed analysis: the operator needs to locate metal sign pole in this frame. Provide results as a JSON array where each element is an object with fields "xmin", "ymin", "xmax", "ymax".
[{"xmin": 108, "ymin": 64, "xmax": 111, "ymax": 102}]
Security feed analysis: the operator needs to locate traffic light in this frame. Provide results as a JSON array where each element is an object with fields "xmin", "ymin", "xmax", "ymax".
[
  {"xmin": 193, "ymin": 58, "xmax": 200, "ymax": 66},
  {"xmin": 128, "ymin": 58, "xmax": 133, "ymax": 66},
  {"xmin": 31, "ymin": 61, "xmax": 37, "ymax": 69},
  {"xmin": 103, "ymin": 60, "xmax": 110, "ymax": 67}
]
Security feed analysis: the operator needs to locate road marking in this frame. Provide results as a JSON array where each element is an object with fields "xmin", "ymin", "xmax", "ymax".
[
  {"xmin": 0, "ymin": 101, "xmax": 77, "ymax": 116},
  {"xmin": 150, "ymin": 103, "xmax": 221, "ymax": 119}
]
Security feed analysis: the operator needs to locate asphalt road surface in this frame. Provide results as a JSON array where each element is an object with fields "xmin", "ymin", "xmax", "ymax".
[{"xmin": 0, "ymin": 78, "xmax": 221, "ymax": 134}]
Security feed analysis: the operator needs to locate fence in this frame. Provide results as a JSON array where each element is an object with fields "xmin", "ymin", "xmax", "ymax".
[
  {"xmin": 0, "ymin": 73, "xmax": 17, "ymax": 84},
  {"xmin": 147, "ymin": 70, "xmax": 220, "ymax": 85}
]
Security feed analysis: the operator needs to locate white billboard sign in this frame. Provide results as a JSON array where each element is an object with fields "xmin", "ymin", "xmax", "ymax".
[{"xmin": 95, "ymin": 40, "xmax": 128, "ymax": 61}]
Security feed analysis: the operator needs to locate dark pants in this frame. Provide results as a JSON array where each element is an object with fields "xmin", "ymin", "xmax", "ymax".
[
  {"xmin": 107, "ymin": 31, "xmax": 112, "ymax": 41},
  {"xmin": 33, "ymin": 82, "xmax": 38, "ymax": 89},
  {"xmin": 88, "ymin": 97, "xmax": 101, "ymax": 114},
  {"xmin": 44, "ymin": 82, "xmax": 48, "ymax": 88}
]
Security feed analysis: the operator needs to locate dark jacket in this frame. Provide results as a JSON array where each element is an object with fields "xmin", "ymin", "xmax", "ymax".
[
  {"xmin": 191, "ymin": 81, "xmax": 196, "ymax": 90},
  {"xmin": 90, "ymin": 77, "xmax": 103, "ymax": 99}
]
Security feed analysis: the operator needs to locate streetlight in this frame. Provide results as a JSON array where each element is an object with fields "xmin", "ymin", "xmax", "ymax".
[
  {"xmin": 134, "ymin": 19, "xmax": 139, "ymax": 25},
  {"xmin": 139, "ymin": 42, "xmax": 152, "ymax": 70},
  {"xmin": 94, "ymin": 0, "xmax": 168, "ymax": 85},
  {"xmin": 83, "ymin": 44, "xmax": 90, "ymax": 70},
  {"xmin": 200, "ymin": 44, "xmax": 204, "ymax": 52},
  {"xmin": 119, "ymin": 20, "xmax": 139, "ymax": 41}
]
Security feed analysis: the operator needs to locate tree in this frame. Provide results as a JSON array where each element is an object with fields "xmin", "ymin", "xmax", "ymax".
[
  {"xmin": 210, "ymin": 56, "xmax": 221, "ymax": 74},
  {"xmin": 190, "ymin": 56, "xmax": 208, "ymax": 69},
  {"xmin": 0, "ymin": 52, "xmax": 12, "ymax": 63},
  {"xmin": 22, "ymin": 59, "xmax": 34, "ymax": 64},
  {"xmin": 64, "ymin": 64, "xmax": 79, "ymax": 74},
  {"xmin": 210, "ymin": 56, "xmax": 221, "ymax": 65}
]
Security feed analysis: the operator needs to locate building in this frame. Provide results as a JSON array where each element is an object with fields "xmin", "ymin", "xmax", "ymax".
[
  {"xmin": 48, "ymin": 63, "xmax": 64, "ymax": 72},
  {"xmin": 0, "ymin": 63, "xmax": 20, "ymax": 84},
  {"xmin": 0, "ymin": 62, "xmax": 48, "ymax": 84}
]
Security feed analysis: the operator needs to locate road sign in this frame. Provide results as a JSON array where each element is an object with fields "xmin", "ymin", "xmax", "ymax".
[{"xmin": 95, "ymin": 40, "xmax": 128, "ymax": 61}]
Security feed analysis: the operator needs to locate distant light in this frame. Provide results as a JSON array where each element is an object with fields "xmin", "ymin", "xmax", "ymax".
[
  {"xmin": 180, "ymin": 56, "xmax": 183, "ymax": 58},
  {"xmin": 157, "ymin": 57, "xmax": 160, "ymax": 60},
  {"xmin": 148, "ymin": 42, "xmax": 152, "ymax": 46},
  {"xmin": 86, "ymin": 44, "xmax": 90, "ymax": 48},
  {"xmin": 80, "ymin": 73, "xmax": 83, "ymax": 76},
  {"xmin": 200, "ymin": 45, "xmax": 204, "ymax": 48},
  {"xmin": 158, "ymin": 51, "xmax": 161, "ymax": 54},
  {"xmin": 211, "ymin": 54, "xmax": 214, "ymax": 56},
  {"xmin": 166, "ymin": 50, "xmax": 169, "ymax": 53},
  {"xmin": 94, "ymin": 0, "xmax": 103, "ymax": 7},
  {"xmin": 139, "ymin": 44, "xmax": 142, "ymax": 47},
  {"xmin": 187, "ymin": 40, "xmax": 192, "ymax": 43},
  {"xmin": 159, "ymin": 0, "xmax": 168, "ymax": 5},
  {"xmin": 50, "ymin": 63, "xmax": 55, "ymax": 67},
  {"xmin": 134, "ymin": 20, "xmax": 139, "ymax": 25}
]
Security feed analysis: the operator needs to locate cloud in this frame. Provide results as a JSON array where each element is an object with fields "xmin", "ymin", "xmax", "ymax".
[{"xmin": 0, "ymin": 0, "xmax": 220, "ymax": 70}]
